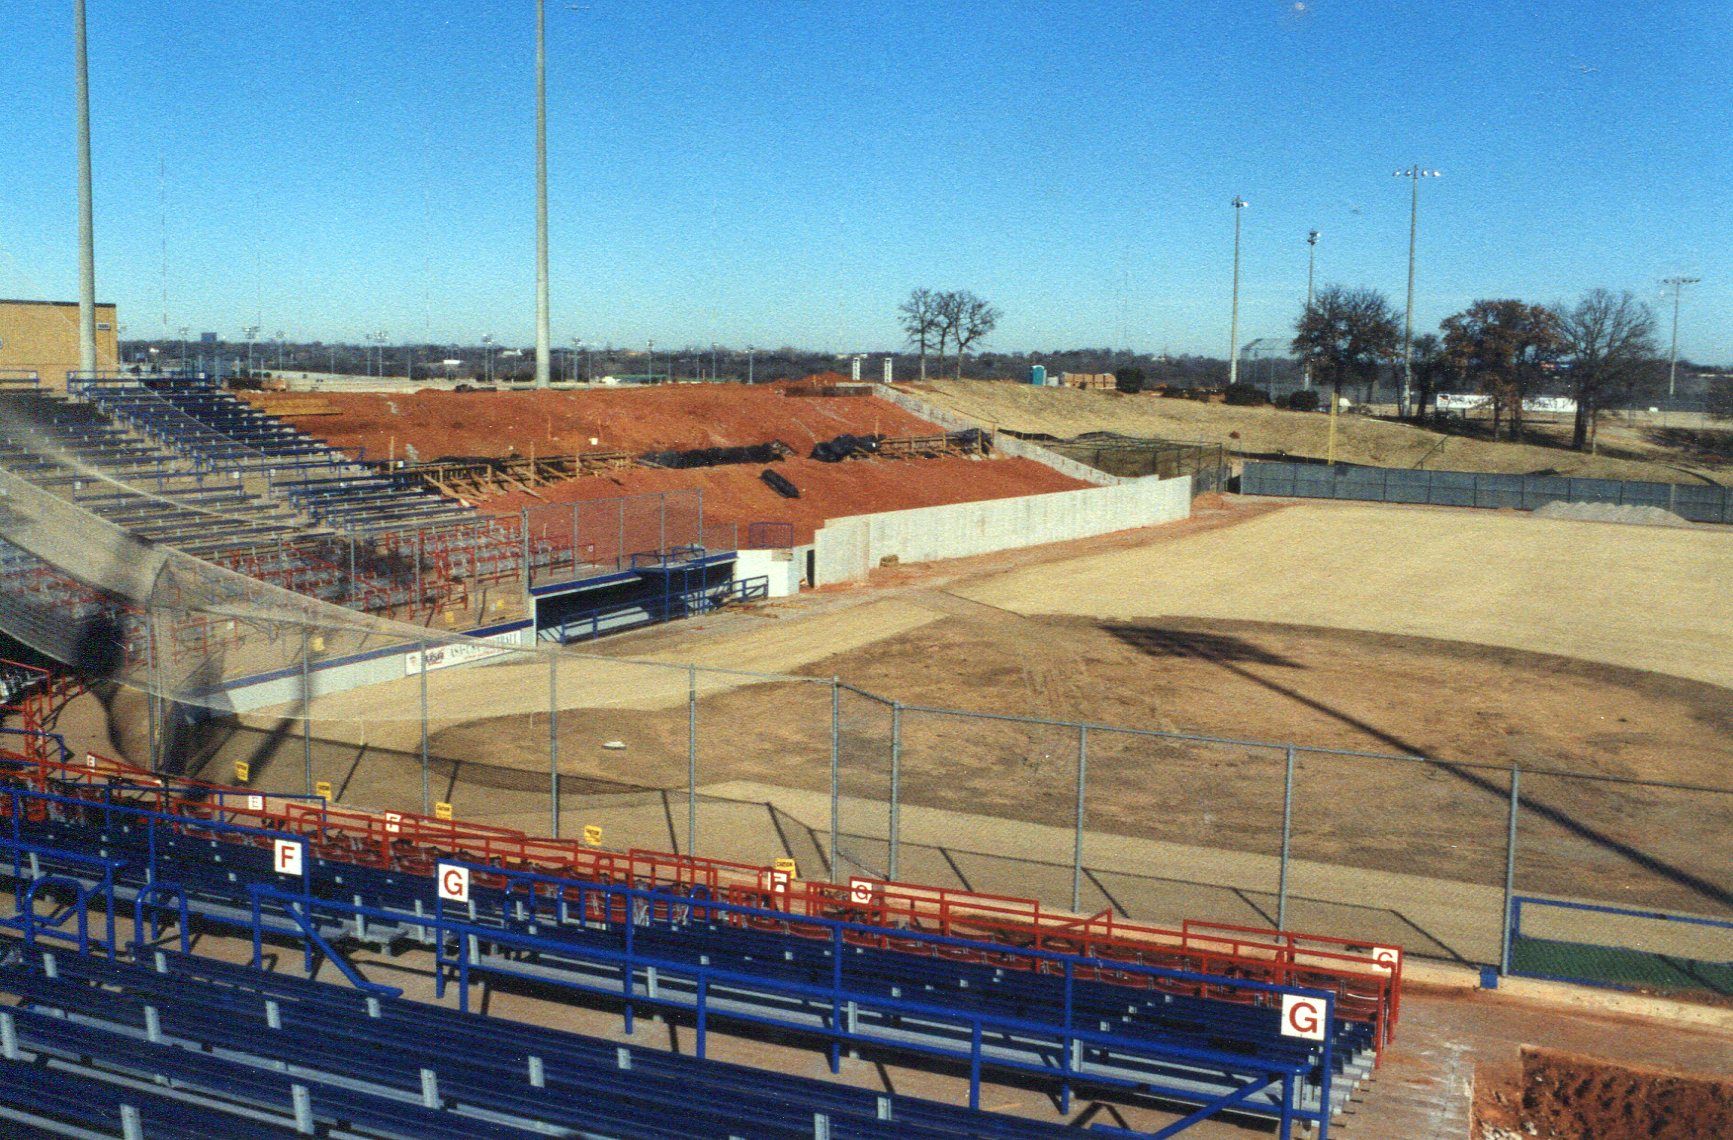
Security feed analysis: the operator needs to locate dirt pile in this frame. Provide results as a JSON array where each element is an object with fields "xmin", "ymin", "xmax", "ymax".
[
  {"xmin": 243, "ymin": 383, "xmax": 941, "ymax": 461},
  {"xmin": 482, "ymin": 455, "xmax": 1090, "ymax": 544},
  {"xmin": 1474, "ymin": 1046, "xmax": 1733, "ymax": 1139}
]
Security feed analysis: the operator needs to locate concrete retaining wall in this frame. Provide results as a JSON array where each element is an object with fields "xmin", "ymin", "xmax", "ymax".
[
  {"xmin": 812, "ymin": 476, "xmax": 1191, "ymax": 585},
  {"xmin": 873, "ymin": 385, "xmax": 1123, "ymax": 486}
]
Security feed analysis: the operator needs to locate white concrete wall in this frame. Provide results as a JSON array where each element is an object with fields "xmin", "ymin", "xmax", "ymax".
[
  {"xmin": 812, "ymin": 476, "xmax": 1191, "ymax": 585},
  {"xmin": 733, "ymin": 547, "xmax": 802, "ymax": 598}
]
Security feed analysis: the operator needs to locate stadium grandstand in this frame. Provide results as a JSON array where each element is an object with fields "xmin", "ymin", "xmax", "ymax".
[{"xmin": 0, "ymin": 369, "xmax": 1402, "ymax": 1137}]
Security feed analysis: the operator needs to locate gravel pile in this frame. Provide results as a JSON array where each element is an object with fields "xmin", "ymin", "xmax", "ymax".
[{"xmin": 1533, "ymin": 500, "xmax": 1694, "ymax": 527}]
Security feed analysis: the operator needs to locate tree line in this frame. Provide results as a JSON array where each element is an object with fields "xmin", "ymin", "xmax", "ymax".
[{"xmin": 1293, "ymin": 285, "xmax": 1665, "ymax": 451}]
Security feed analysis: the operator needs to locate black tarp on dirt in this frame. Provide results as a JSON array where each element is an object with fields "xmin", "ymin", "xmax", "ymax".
[
  {"xmin": 760, "ymin": 469, "xmax": 800, "ymax": 498},
  {"xmin": 809, "ymin": 433, "xmax": 883, "ymax": 462}
]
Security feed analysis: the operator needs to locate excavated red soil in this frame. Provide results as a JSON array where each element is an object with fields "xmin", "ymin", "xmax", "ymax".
[
  {"xmin": 245, "ymin": 383, "xmax": 942, "ymax": 461},
  {"xmin": 479, "ymin": 456, "xmax": 1090, "ymax": 544},
  {"xmin": 1473, "ymin": 1046, "xmax": 1733, "ymax": 1139}
]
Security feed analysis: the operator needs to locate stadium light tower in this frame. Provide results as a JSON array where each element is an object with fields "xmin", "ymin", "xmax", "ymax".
[
  {"xmin": 1303, "ymin": 230, "xmax": 1319, "ymax": 390},
  {"xmin": 1395, "ymin": 166, "xmax": 1441, "ymax": 418},
  {"xmin": 74, "ymin": 0, "xmax": 99, "ymax": 374},
  {"xmin": 1661, "ymin": 276, "xmax": 1701, "ymax": 400},
  {"xmin": 1226, "ymin": 197, "xmax": 1248, "ymax": 388},
  {"xmin": 533, "ymin": 0, "xmax": 552, "ymax": 388}
]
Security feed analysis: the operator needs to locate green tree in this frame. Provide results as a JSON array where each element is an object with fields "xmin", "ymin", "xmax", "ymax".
[
  {"xmin": 1290, "ymin": 285, "xmax": 1401, "ymax": 411},
  {"xmin": 1441, "ymin": 300, "xmax": 1563, "ymax": 440},
  {"xmin": 1408, "ymin": 333, "xmax": 1450, "ymax": 423}
]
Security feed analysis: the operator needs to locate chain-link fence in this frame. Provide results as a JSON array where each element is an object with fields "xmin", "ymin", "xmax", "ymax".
[{"xmin": 5, "ymin": 461, "xmax": 1731, "ymax": 983}]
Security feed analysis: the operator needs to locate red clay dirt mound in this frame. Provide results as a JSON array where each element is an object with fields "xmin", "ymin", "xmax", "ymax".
[
  {"xmin": 480, "ymin": 456, "xmax": 1090, "ymax": 545},
  {"xmin": 1473, "ymin": 1046, "xmax": 1733, "ymax": 1139},
  {"xmin": 243, "ymin": 383, "xmax": 941, "ymax": 461}
]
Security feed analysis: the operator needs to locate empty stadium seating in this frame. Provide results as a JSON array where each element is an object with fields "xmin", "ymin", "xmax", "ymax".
[
  {"xmin": 0, "ymin": 938, "xmax": 1074, "ymax": 1138},
  {"xmin": 0, "ymin": 738, "xmax": 1391, "ymax": 1136}
]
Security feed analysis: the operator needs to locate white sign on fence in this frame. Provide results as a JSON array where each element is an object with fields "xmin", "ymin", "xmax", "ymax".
[
  {"xmin": 246, "ymin": 794, "xmax": 264, "ymax": 812},
  {"xmin": 1280, "ymin": 994, "xmax": 1327, "ymax": 1041},
  {"xmin": 273, "ymin": 839, "xmax": 305, "ymax": 877},
  {"xmin": 848, "ymin": 877, "xmax": 875, "ymax": 905},
  {"xmin": 384, "ymin": 812, "xmax": 402, "ymax": 836},
  {"xmin": 437, "ymin": 863, "xmax": 470, "ymax": 903},
  {"xmin": 404, "ymin": 633, "xmax": 518, "ymax": 676},
  {"xmin": 1372, "ymin": 946, "xmax": 1402, "ymax": 974}
]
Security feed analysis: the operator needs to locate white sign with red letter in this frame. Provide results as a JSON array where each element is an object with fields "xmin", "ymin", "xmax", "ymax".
[
  {"xmin": 1372, "ymin": 946, "xmax": 1401, "ymax": 974},
  {"xmin": 1280, "ymin": 994, "xmax": 1327, "ymax": 1041},
  {"xmin": 273, "ymin": 839, "xmax": 305, "ymax": 877},
  {"xmin": 848, "ymin": 877, "xmax": 875, "ymax": 905},
  {"xmin": 384, "ymin": 812, "xmax": 402, "ymax": 836},
  {"xmin": 437, "ymin": 863, "xmax": 470, "ymax": 903}
]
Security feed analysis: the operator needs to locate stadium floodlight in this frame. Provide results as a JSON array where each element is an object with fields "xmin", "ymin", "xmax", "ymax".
[
  {"xmin": 1304, "ymin": 230, "xmax": 1320, "ymax": 390},
  {"xmin": 1394, "ymin": 166, "xmax": 1443, "ymax": 418},
  {"xmin": 1661, "ymin": 276, "xmax": 1701, "ymax": 401},
  {"xmin": 75, "ymin": 0, "xmax": 98, "ymax": 375},
  {"xmin": 533, "ymin": 0, "xmax": 551, "ymax": 388},
  {"xmin": 1227, "ymin": 196, "xmax": 1248, "ymax": 388},
  {"xmin": 747, "ymin": 345, "xmax": 756, "ymax": 385}
]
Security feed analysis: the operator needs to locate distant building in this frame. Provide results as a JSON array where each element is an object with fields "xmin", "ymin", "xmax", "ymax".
[
  {"xmin": 0, "ymin": 299, "xmax": 120, "ymax": 389},
  {"xmin": 200, "ymin": 332, "xmax": 218, "ymax": 344}
]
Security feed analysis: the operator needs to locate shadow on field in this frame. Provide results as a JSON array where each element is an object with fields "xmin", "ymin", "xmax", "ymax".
[{"xmin": 1102, "ymin": 621, "xmax": 1733, "ymax": 913}]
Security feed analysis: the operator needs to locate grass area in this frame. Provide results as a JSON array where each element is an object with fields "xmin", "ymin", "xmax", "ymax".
[{"xmin": 902, "ymin": 379, "xmax": 1731, "ymax": 485}]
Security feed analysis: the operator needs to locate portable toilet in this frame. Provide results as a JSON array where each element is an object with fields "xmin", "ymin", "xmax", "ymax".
[{"xmin": 1029, "ymin": 364, "xmax": 1047, "ymax": 386}]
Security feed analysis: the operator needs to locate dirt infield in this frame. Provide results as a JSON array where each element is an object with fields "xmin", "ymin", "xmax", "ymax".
[
  {"xmin": 245, "ymin": 382, "xmax": 943, "ymax": 461},
  {"xmin": 481, "ymin": 454, "xmax": 1089, "ymax": 543},
  {"xmin": 904, "ymin": 378, "xmax": 1731, "ymax": 484},
  {"xmin": 1473, "ymin": 1046, "xmax": 1733, "ymax": 1139},
  {"xmin": 958, "ymin": 500, "xmax": 1733, "ymax": 689}
]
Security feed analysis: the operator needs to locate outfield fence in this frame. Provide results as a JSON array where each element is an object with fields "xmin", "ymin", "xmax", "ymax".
[{"xmin": 1242, "ymin": 461, "xmax": 1733, "ymax": 524}]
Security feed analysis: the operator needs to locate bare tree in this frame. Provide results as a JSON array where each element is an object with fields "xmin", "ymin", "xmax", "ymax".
[
  {"xmin": 948, "ymin": 291, "xmax": 1001, "ymax": 379},
  {"xmin": 1557, "ymin": 289, "xmax": 1661, "ymax": 451},
  {"xmin": 1291, "ymin": 285, "xmax": 1401, "ymax": 410},
  {"xmin": 897, "ymin": 288, "xmax": 941, "ymax": 381}
]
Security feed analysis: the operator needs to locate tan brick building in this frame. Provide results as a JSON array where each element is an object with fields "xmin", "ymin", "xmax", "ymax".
[{"xmin": 0, "ymin": 299, "xmax": 120, "ymax": 389}]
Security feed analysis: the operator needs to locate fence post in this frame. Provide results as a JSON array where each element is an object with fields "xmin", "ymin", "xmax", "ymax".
[
  {"xmin": 301, "ymin": 634, "xmax": 313, "ymax": 796},
  {"xmin": 888, "ymin": 702, "xmax": 902, "ymax": 882},
  {"xmin": 1500, "ymin": 766, "xmax": 1521, "ymax": 975},
  {"xmin": 829, "ymin": 678, "xmax": 841, "ymax": 878},
  {"xmin": 687, "ymin": 664, "xmax": 698, "ymax": 856},
  {"xmin": 1071, "ymin": 724, "xmax": 1088, "ymax": 913},
  {"xmin": 1277, "ymin": 745, "xmax": 1296, "ymax": 930},
  {"xmin": 143, "ymin": 610, "xmax": 160, "ymax": 774},
  {"xmin": 521, "ymin": 507, "xmax": 532, "ymax": 597},
  {"xmin": 616, "ymin": 501, "xmax": 625, "ymax": 572},
  {"xmin": 419, "ymin": 640, "xmax": 430, "ymax": 815},
  {"xmin": 571, "ymin": 502, "xmax": 579, "ymax": 575},
  {"xmin": 549, "ymin": 653, "xmax": 560, "ymax": 838}
]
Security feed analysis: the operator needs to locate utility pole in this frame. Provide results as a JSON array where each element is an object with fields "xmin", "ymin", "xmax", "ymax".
[
  {"xmin": 1304, "ymin": 230, "xmax": 1319, "ymax": 390},
  {"xmin": 1395, "ymin": 166, "xmax": 1441, "ymax": 418},
  {"xmin": 1662, "ymin": 276, "xmax": 1701, "ymax": 402},
  {"xmin": 533, "ymin": 0, "xmax": 552, "ymax": 388},
  {"xmin": 1227, "ymin": 197, "xmax": 1247, "ymax": 388},
  {"xmin": 747, "ymin": 345, "xmax": 755, "ymax": 385},
  {"xmin": 75, "ymin": 0, "xmax": 99, "ymax": 375}
]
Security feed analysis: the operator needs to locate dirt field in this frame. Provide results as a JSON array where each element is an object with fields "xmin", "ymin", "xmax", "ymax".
[
  {"xmin": 246, "ymin": 382, "xmax": 943, "ymax": 461},
  {"xmin": 904, "ymin": 378, "xmax": 1732, "ymax": 484},
  {"xmin": 481, "ymin": 454, "xmax": 1090, "ymax": 543},
  {"xmin": 959, "ymin": 500, "xmax": 1733, "ymax": 690},
  {"xmin": 1472, "ymin": 1045, "xmax": 1733, "ymax": 1138}
]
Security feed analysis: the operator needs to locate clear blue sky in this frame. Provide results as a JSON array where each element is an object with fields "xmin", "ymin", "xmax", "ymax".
[{"xmin": 3, "ymin": 1, "xmax": 1727, "ymax": 361}]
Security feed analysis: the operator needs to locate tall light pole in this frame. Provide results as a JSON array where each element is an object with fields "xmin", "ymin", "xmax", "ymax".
[
  {"xmin": 1395, "ymin": 166, "xmax": 1441, "ymax": 418},
  {"xmin": 533, "ymin": 0, "xmax": 552, "ymax": 388},
  {"xmin": 1227, "ymin": 197, "xmax": 1247, "ymax": 388},
  {"xmin": 1303, "ymin": 230, "xmax": 1319, "ymax": 390},
  {"xmin": 1661, "ymin": 276, "xmax": 1700, "ymax": 402},
  {"xmin": 747, "ymin": 345, "xmax": 755, "ymax": 385},
  {"xmin": 243, "ymin": 325, "xmax": 260, "ymax": 376},
  {"xmin": 75, "ymin": 0, "xmax": 99, "ymax": 375},
  {"xmin": 178, "ymin": 325, "xmax": 190, "ymax": 373},
  {"xmin": 482, "ymin": 334, "xmax": 494, "ymax": 384},
  {"xmin": 571, "ymin": 337, "xmax": 585, "ymax": 383}
]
